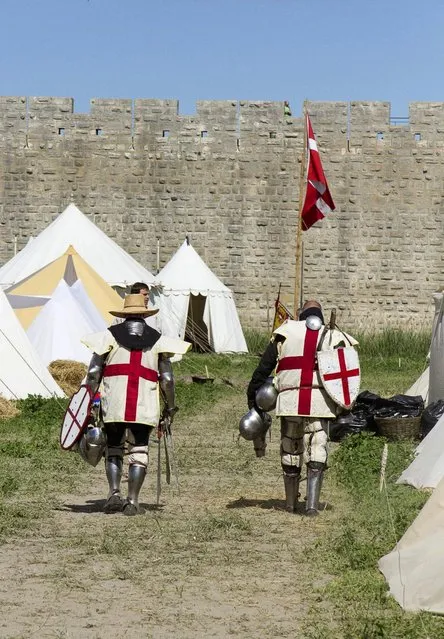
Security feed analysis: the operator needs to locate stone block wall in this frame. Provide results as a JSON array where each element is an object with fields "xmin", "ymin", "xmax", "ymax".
[{"xmin": 0, "ymin": 96, "xmax": 443, "ymax": 332}]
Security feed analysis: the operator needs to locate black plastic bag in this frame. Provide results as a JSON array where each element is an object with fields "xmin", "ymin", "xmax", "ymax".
[
  {"xmin": 372, "ymin": 394, "xmax": 424, "ymax": 419},
  {"xmin": 421, "ymin": 399, "xmax": 444, "ymax": 438},
  {"xmin": 329, "ymin": 410, "xmax": 371, "ymax": 442}
]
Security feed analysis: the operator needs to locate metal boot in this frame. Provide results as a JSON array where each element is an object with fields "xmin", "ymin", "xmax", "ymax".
[
  {"xmin": 104, "ymin": 456, "xmax": 123, "ymax": 513},
  {"xmin": 305, "ymin": 462, "xmax": 325, "ymax": 517},
  {"xmin": 123, "ymin": 464, "xmax": 146, "ymax": 516},
  {"xmin": 283, "ymin": 470, "xmax": 300, "ymax": 513}
]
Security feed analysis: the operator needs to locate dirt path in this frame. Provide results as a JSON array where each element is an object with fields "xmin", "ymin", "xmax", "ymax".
[{"xmin": 0, "ymin": 395, "xmax": 340, "ymax": 639}]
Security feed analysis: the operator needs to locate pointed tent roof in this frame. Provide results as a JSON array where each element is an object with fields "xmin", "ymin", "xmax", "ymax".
[
  {"xmin": 27, "ymin": 279, "xmax": 106, "ymax": 366},
  {"xmin": 157, "ymin": 240, "xmax": 248, "ymax": 353},
  {"xmin": 396, "ymin": 411, "xmax": 444, "ymax": 489},
  {"xmin": 0, "ymin": 203, "xmax": 155, "ymax": 288},
  {"xmin": 6, "ymin": 246, "xmax": 122, "ymax": 329},
  {"xmin": 0, "ymin": 289, "xmax": 64, "ymax": 399},
  {"xmin": 158, "ymin": 240, "xmax": 231, "ymax": 295}
]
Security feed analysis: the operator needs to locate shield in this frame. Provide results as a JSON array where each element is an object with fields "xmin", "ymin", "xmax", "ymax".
[
  {"xmin": 318, "ymin": 347, "xmax": 360, "ymax": 410},
  {"xmin": 60, "ymin": 385, "xmax": 93, "ymax": 450}
]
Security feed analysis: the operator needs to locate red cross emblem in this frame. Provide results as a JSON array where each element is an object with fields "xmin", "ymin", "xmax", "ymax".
[
  {"xmin": 276, "ymin": 328, "xmax": 319, "ymax": 414},
  {"xmin": 60, "ymin": 385, "xmax": 92, "ymax": 449},
  {"xmin": 318, "ymin": 347, "xmax": 361, "ymax": 409},
  {"xmin": 103, "ymin": 350, "xmax": 158, "ymax": 421}
]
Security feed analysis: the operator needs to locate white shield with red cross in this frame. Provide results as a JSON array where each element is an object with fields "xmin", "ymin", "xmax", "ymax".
[
  {"xmin": 60, "ymin": 385, "xmax": 93, "ymax": 450},
  {"xmin": 318, "ymin": 347, "xmax": 360, "ymax": 410}
]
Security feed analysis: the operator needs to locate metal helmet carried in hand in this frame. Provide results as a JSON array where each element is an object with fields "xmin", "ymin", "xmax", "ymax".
[
  {"xmin": 239, "ymin": 407, "xmax": 272, "ymax": 441},
  {"xmin": 78, "ymin": 425, "xmax": 107, "ymax": 467},
  {"xmin": 255, "ymin": 376, "xmax": 278, "ymax": 412}
]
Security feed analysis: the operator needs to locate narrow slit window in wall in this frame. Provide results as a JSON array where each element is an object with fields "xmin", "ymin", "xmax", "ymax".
[
  {"xmin": 414, "ymin": 133, "xmax": 421, "ymax": 141},
  {"xmin": 269, "ymin": 131, "xmax": 277, "ymax": 139},
  {"xmin": 162, "ymin": 130, "xmax": 170, "ymax": 138},
  {"xmin": 201, "ymin": 130, "xmax": 208, "ymax": 138},
  {"xmin": 58, "ymin": 128, "xmax": 65, "ymax": 136},
  {"xmin": 376, "ymin": 131, "xmax": 384, "ymax": 140},
  {"xmin": 96, "ymin": 128, "xmax": 103, "ymax": 136}
]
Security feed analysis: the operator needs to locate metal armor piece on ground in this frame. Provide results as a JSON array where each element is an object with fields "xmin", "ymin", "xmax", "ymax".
[
  {"xmin": 239, "ymin": 407, "xmax": 272, "ymax": 441},
  {"xmin": 78, "ymin": 425, "xmax": 107, "ymax": 467},
  {"xmin": 255, "ymin": 376, "xmax": 278, "ymax": 412},
  {"xmin": 317, "ymin": 346, "xmax": 360, "ymax": 409},
  {"xmin": 60, "ymin": 385, "xmax": 93, "ymax": 450}
]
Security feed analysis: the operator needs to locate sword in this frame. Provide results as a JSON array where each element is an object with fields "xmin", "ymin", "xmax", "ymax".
[
  {"xmin": 156, "ymin": 426, "xmax": 162, "ymax": 506},
  {"xmin": 163, "ymin": 418, "xmax": 180, "ymax": 495},
  {"xmin": 163, "ymin": 431, "xmax": 171, "ymax": 485}
]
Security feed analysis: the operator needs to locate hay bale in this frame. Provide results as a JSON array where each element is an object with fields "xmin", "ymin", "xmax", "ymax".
[
  {"xmin": 0, "ymin": 396, "xmax": 20, "ymax": 419},
  {"xmin": 49, "ymin": 360, "xmax": 87, "ymax": 396}
]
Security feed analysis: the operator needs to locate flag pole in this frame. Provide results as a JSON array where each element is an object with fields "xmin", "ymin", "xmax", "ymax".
[{"xmin": 293, "ymin": 102, "xmax": 308, "ymax": 316}]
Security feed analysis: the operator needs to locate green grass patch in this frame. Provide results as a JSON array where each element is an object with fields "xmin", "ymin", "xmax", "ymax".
[
  {"xmin": 306, "ymin": 432, "xmax": 443, "ymax": 637},
  {"xmin": 356, "ymin": 329, "xmax": 430, "ymax": 359}
]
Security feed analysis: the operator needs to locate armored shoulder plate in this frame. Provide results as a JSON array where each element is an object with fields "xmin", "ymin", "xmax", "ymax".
[{"xmin": 305, "ymin": 315, "xmax": 322, "ymax": 331}]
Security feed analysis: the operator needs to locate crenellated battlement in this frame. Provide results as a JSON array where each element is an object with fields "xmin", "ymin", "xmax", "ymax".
[{"xmin": 1, "ymin": 96, "xmax": 444, "ymax": 331}]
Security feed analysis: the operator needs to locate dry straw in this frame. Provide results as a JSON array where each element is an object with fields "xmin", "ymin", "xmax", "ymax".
[
  {"xmin": 0, "ymin": 396, "xmax": 20, "ymax": 419},
  {"xmin": 48, "ymin": 360, "xmax": 87, "ymax": 396}
]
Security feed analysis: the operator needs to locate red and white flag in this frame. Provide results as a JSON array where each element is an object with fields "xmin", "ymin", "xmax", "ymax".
[{"xmin": 301, "ymin": 114, "xmax": 335, "ymax": 231}]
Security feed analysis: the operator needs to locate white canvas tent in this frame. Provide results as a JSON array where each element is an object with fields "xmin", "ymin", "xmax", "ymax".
[
  {"xmin": 27, "ymin": 279, "xmax": 106, "ymax": 366},
  {"xmin": 0, "ymin": 289, "xmax": 64, "ymax": 399},
  {"xmin": 405, "ymin": 366, "xmax": 429, "ymax": 403},
  {"xmin": 396, "ymin": 412, "xmax": 444, "ymax": 489},
  {"xmin": 157, "ymin": 240, "xmax": 248, "ymax": 353},
  {"xmin": 379, "ymin": 474, "xmax": 444, "ymax": 613},
  {"xmin": 0, "ymin": 203, "xmax": 155, "ymax": 289}
]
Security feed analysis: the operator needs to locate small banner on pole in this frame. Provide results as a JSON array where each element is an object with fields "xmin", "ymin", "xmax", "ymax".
[{"xmin": 301, "ymin": 114, "xmax": 336, "ymax": 231}]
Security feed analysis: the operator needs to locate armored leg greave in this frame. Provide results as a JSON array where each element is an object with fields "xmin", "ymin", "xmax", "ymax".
[
  {"xmin": 123, "ymin": 464, "xmax": 146, "ymax": 516},
  {"xmin": 104, "ymin": 456, "xmax": 123, "ymax": 514},
  {"xmin": 305, "ymin": 461, "xmax": 325, "ymax": 517},
  {"xmin": 283, "ymin": 469, "xmax": 301, "ymax": 513}
]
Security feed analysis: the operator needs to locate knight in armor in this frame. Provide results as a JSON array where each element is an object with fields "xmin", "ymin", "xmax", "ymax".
[
  {"xmin": 81, "ymin": 293, "xmax": 191, "ymax": 516},
  {"xmin": 246, "ymin": 300, "xmax": 359, "ymax": 517}
]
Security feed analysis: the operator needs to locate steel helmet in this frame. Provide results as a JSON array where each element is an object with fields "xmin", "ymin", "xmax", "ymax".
[
  {"xmin": 78, "ymin": 425, "xmax": 107, "ymax": 467},
  {"xmin": 239, "ymin": 407, "xmax": 272, "ymax": 441},
  {"xmin": 255, "ymin": 377, "xmax": 278, "ymax": 412}
]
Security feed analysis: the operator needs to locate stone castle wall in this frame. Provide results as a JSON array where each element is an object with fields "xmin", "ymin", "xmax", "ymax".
[{"xmin": 0, "ymin": 96, "xmax": 443, "ymax": 332}]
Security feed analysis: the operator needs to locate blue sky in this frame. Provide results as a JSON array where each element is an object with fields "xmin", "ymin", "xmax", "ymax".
[{"xmin": 0, "ymin": 0, "xmax": 442, "ymax": 117}]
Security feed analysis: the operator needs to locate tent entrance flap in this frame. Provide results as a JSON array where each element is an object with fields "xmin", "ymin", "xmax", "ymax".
[{"xmin": 185, "ymin": 294, "xmax": 211, "ymax": 352}]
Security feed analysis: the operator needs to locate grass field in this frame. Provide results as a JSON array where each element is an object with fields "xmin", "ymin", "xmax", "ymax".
[{"xmin": 0, "ymin": 330, "xmax": 442, "ymax": 638}]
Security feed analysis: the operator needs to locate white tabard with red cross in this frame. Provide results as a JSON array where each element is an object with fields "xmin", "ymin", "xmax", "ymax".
[
  {"xmin": 273, "ymin": 320, "xmax": 358, "ymax": 418},
  {"xmin": 81, "ymin": 331, "xmax": 191, "ymax": 426}
]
